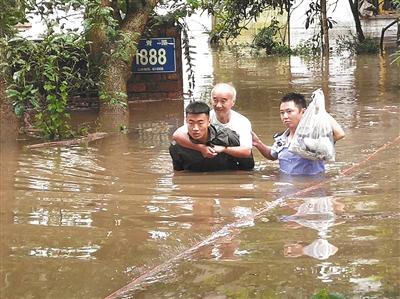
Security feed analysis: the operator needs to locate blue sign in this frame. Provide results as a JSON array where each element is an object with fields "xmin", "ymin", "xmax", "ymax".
[{"xmin": 133, "ymin": 37, "xmax": 176, "ymax": 73}]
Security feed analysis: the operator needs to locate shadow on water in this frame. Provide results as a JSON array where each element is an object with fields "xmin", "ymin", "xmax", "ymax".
[{"xmin": 0, "ymin": 48, "xmax": 399, "ymax": 298}]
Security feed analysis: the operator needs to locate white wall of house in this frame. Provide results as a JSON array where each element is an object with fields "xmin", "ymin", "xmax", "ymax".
[
  {"xmin": 19, "ymin": 9, "xmax": 84, "ymax": 39},
  {"xmin": 289, "ymin": 0, "xmax": 398, "ymax": 47}
]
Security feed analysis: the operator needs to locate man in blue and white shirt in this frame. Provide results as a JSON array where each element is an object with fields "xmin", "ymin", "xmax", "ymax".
[{"xmin": 252, "ymin": 93, "xmax": 345, "ymax": 175}]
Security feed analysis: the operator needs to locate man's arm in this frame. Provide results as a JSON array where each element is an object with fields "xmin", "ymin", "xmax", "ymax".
[
  {"xmin": 211, "ymin": 145, "xmax": 254, "ymax": 169},
  {"xmin": 251, "ymin": 131, "xmax": 277, "ymax": 160},
  {"xmin": 172, "ymin": 126, "xmax": 217, "ymax": 158},
  {"xmin": 212, "ymin": 145, "xmax": 252, "ymax": 158},
  {"xmin": 327, "ymin": 114, "xmax": 345, "ymax": 142}
]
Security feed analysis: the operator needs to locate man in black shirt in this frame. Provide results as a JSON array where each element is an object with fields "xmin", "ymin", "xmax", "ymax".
[{"xmin": 169, "ymin": 101, "xmax": 254, "ymax": 172}]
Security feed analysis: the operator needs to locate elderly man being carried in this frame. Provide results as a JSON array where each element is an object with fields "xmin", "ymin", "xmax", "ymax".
[{"xmin": 169, "ymin": 101, "xmax": 254, "ymax": 172}]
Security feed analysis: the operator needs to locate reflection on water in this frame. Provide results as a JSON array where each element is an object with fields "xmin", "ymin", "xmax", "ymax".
[
  {"xmin": 1, "ymin": 48, "xmax": 399, "ymax": 298},
  {"xmin": 17, "ymin": 245, "xmax": 101, "ymax": 260},
  {"xmin": 14, "ymin": 208, "xmax": 94, "ymax": 227}
]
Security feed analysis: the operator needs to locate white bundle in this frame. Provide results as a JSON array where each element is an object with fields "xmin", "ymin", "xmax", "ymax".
[{"xmin": 289, "ymin": 89, "xmax": 335, "ymax": 161}]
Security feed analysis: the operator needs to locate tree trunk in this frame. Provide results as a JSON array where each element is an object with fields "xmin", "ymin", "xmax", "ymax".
[
  {"xmin": 86, "ymin": 0, "xmax": 110, "ymax": 67},
  {"xmin": 98, "ymin": 58, "xmax": 131, "ymax": 131},
  {"xmin": 320, "ymin": 0, "xmax": 329, "ymax": 56},
  {"xmin": 98, "ymin": 0, "xmax": 160, "ymax": 131},
  {"xmin": 0, "ymin": 79, "xmax": 19, "ymax": 141},
  {"xmin": 287, "ymin": 1, "xmax": 291, "ymax": 47},
  {"xmin": 348, "ymin": 0, "xmax": 366, "ymax": 42}
]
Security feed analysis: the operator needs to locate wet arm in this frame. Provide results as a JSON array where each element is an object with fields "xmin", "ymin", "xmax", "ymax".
[
  {"xmin": 251, "ymin": 131, "xmax": 276, "ymax": 160},
  {"xmin": 211, "ymin": 145, "xmax": 254, "ymax": 170},
  {"xmin": 213, "ymin": 145, "xmax": 252, "ymax": 158},
  {"xmin": 172, "ymin": 127, "xmax": 216, "ymax": 158},
  {"xmin": 328, "ymin": 114, "xmax": 345, "ymax": 142}
]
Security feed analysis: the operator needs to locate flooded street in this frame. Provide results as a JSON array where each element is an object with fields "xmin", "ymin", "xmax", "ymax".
[{"xmin": 1, "ymin": 48, "xmax": 399, "ymax": 298}]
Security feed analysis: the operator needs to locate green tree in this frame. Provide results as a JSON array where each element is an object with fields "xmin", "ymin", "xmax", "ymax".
[
  {"xmin": 0, "ymin": 0, "xmax": 27, "ymax": 139},
  {"xmin": 196, "ymin": 0, "xmax": 292, "ymax": 42},
  {"xmin": 85, "ymin": 0, "xmax": 160, "ymax": 120},
  {"xmin": 1, "ymin": 0, "xmax": 162, "ymax": 137},
  {"xmin": 1, "ymin": 0, "xmax": 302, "ymax": 139}
]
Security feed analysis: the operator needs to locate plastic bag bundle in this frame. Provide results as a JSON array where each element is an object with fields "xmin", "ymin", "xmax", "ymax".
[{"xmin": 288, "ymin": 89, "xmax": 335, "ymax": 161}]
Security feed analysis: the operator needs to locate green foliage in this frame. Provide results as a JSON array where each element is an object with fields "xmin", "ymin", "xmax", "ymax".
[
  {"xmin": 252, "ymin": 19, "xmax": 292, "ymax": 55},
  {"xmin": 253, "ymin": 19, "xmax": 279, "ymax": 52},
  {"xmin": 179, "ymin": 21, "xmax": 196, "ymax": 93},
  {"xmin": 3, "ymin": 33, "xmax": 98, "ymax": 140},
  {"xmin": 0, "ymin": 0, "xmax": 28, "ymax": 37},
  {"xmin": 355, "ymin": 38, "xmax": 380, "ymax": 54},
  {"xmin": 292, "ymin": 35, "xmax": 322, "ymax": 56},
  {"xmin": 391, "ymin": 50, "xmax": 400, "ymax": 65},
  {"xmin": 272, "ymin": 43, "xmax": 292, "ymax": 55},
  {"xmin": 311, "ymin": 289, "xmax": 346, "ymax": 299},
  {"xmin": 144, "ymin": 5, "xmax": 198, "ymax": 95},
  {"xmin": 336, "ymin": 35, "xmax": 379, "ymax": 54},
  {"xmin": 392, "ymin": 0, "xmax": 400, "ymax": 8},
  {"xmin": 304, "ymin": 1, "xmax": 336, "ymax": 31},
  {"xmin": 99, "ymin": 90, "xmax": 128, "ymax": 109},
  {"xmin": 84, "ymin": 0, "xmax": 119, "ymax": 41},
  {"xmin": 224, "ymin": 287, "xmax": 251, "ymax": 298},
  {"xmin": 175, "ymin": 0, "xmax": 292, "ymax": 43}
]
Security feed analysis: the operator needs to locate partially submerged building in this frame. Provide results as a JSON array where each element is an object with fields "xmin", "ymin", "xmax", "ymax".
[{"xmin": 289, "ymin": 0, "xmax": 399, "ymax": 47}]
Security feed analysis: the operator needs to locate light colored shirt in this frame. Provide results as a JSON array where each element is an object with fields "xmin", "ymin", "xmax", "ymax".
[
  {"xmin": 271, "ymin": 130, "xmax": 325, "ymax": 175},
  {"xmin": 209, "ymin": 109, "xmax": 252, "ymax": 149},
  {"xmin": 177, "ymin": 109, "xmax": 252, "ymax": 148}
]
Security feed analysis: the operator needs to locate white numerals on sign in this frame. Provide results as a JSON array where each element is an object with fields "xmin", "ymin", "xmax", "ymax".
[
  {"xmin": 136, "ymin": 48, "xmax": 167, "ymax": 66},
  {"xmin": 158, "ymin": 48, "xmax": 167, "ymax": 65}
]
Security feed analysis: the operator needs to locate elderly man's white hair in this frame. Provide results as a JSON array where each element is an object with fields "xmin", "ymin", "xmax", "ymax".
[{"xmin": 211, "ymin": 83, "xmax": 237, "ymax": 102}]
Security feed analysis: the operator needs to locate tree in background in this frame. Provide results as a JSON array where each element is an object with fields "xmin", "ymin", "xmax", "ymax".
[
  {"xmin": 2, "ymin": 0, "xmax": 395, "ymax": 140},
  {"xmin": 392, "ymin": 0, "xmax": 400, "ymax": 64},
  {"xmin": 85, "ymin": 0, "xmax": 160, "ymax": 119},
  {"xmin": 193, "ymin": 0, "xmax": 291, "ymax": 42},
  {"xmin": 2, "ymin": 0, "xmax": 294, "ymax": 139},
  {"xmin": 1, "ymin": 0, "xmax": 163, "ymax": 138},
  {"xmin": 0, "ymin": 0, "xmax": 27, "ymax": 139},
  {"xmin": 348, "ymin": 0, "xmax": 366, "ymax": 42}
]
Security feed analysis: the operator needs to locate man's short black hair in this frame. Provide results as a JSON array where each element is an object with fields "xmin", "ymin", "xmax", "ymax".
[
  {"xmin": 281, "ymin": 92, "xmax": 307, "ymax": 110},
  {"xmin": 185, "ymin": 101, "xmax": 210, "ymax": 115}
]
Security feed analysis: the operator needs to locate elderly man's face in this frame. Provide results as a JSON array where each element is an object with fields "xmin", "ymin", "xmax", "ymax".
[
  {"xmin": 186, "ymin": 113, "xmax": 210, "ymax": 143},
  {"xmin": 211, "ymin": 86, "xmax": 235, "ymax": 116}
]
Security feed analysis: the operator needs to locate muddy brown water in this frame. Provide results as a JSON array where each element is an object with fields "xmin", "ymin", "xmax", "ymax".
[{"xmin": 1, "ymin": 50, "xmax": 399, "ymax": 298}]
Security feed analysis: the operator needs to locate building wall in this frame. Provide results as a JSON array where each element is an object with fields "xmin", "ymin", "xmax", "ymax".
[
  {"xmin": 289, "ymin": 0, "xmax": 399, "ymax": 47},
  {"xmin": 17, "ymin": 12, "xmax": 184, "ymax": 103},
  {"xmin": 127, "ymin": 26, "xmax": 183, "ymax": 102}
]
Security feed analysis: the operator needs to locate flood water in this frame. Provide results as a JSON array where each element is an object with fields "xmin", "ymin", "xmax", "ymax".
[{"xmin": 1, "ymin": 48, "xmax": 399, "ymax": 298}]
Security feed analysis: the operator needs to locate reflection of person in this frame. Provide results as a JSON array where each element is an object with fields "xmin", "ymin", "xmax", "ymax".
[
  {"xmin": 169, "ymin": 101, "xmax": 254, "ymax": 171},
  {"xmin": 284, "ymin": 239, "xmax": 338, "ymax": 260},
  {"xmin": 282, "ymin": 196, "xmax": 344, "ymax": 260},
  {"xmin": 283, "ymin": 196, "xmax": 345, "ymax": 237},
  {"xmin": 173, "ymin": 83, "xmax": 254, "ymax": 168},
  {"xmin": 252, "ymin": 92, "xmax": 345, "ymax": 175}
]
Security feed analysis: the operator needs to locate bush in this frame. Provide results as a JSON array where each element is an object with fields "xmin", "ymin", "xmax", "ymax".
[
  {"xmin": 356, "ymin": 38, "xmax": 380, "ymax": 54},
  {"xmin": 252, "ymin": 19, "xmax": 291, "ymax": 55},
  {"xmin": 336, "ymin": 35, "xmax": 379, "ymax": 54},
  {"xmin": 1, "ymin": 33, "xmax": 98, "ymax": 140},
  {"xmin": 311, "ymin": 289, "xmax": 346, "ymax": 299},
  {"xmin": 292, "ymin": 35, "xmax": 322, "ymax": 56}
]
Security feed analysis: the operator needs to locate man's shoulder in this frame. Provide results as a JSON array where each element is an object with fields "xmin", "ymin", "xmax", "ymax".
[
  {"xmin": 231, "ymin": 109, "xmax": 249, "ymax": 120},
  {"xmin": 230, "ymin": 110, "xmax": 251, "ymax": 126},
  {"xmin": 210, "ymin": 123, "xmax": 236, "ymax": 135},
  {"xmin": 209, "ymin": 124, "xmax": 240, "ymax": 146}
]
